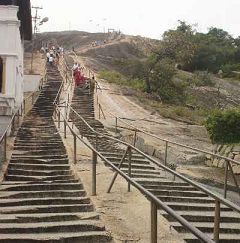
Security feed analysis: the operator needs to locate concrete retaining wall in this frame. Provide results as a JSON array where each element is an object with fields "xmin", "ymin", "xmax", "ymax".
[
  {"xmin": 24, "ymin": 74, "xmax": 41, "ymax": 92},
  {"xmin": 205, "ymin": 144, "xmax": 240, "ymax": 174}
]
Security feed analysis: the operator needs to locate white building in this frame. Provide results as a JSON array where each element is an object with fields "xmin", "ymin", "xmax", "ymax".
[{"xmin": 0, "ymin": 0, "xmax": 32, "ymax": 119}]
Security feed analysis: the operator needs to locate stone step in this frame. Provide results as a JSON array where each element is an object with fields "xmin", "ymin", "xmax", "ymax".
[
  {"xmin": 120, "ymin": 168, "xmax": 161, "ymax": 175},
  {"xmin": 11, "ymin": 154, "xmax": 68, "ymax": 160},
  {"xmin": 110, "ymin": 161, "xmax": 155, "ymax": 170},
  {"xmin": 105, "ymin": 157, "xmax": 152, "ymax": 165},
  {"xmin": 0, "ymin": 231, "xmax": 112, "ymax": 243},
  {"xmin": 2, "ymin": 179, "xmax": 79, "ymax": 185},
  {"xmin": 0, "ymin": 197, "xmax": 90, "ymax": 207},
  {"xmin": 9, "ymin": 158, "xmax": 68, "ymax": 165},
  {"xmin": 0, "ymin": 204, "xmax": 94, "ymax": 214},
  {"xmin": 0, "ymin": 190, "xmax": 87, "ymax": 199},
  {"xmin": 7, "ymin": 169, "xmax": 72, "ymax": 176},
  {"xmin": 130, "ymin": 173, "xmax": 164, "ymax": 179},
  {"xmin": 160, "ymin": 211, "xmax": 240, "ymax": 223},
  {"xmin": 0, "ymin": 183, "xmax": 83, "ymax": 191},
  {"xmin": 183, "ymin": 233, "xmax": 240, "ymax": 243},
  {"xmin": 136, "ymin": 179, "xmax": 189, "ymax": 186},
  {"xmin": 101, "ymin": 152, "xmax": 144, "ymax": 158},
  {"xmin": 8, "ymin": 163, "xmax": 70, "ymax": 171},
  {"xmin": 13, "ymin": 146, "xmax": 65, "ymax": 151},
  {"xmin": 0, "ymin": 220, "xmax": 105, "ymax": 234},
  {"xmin": 153, "ymin": 190, "xmax": 208, "ymax": 197},
  {"xmin": 157, "ymin": 195, "xmax": 214, "ymax": 203},
  {"xmin": 0, "ymin": 212, "xmax": 100, "ymax": 223},
  {"xmin": 165, "ymin": 202, "xmax": 232, "ymax": 211},
  {"xmin": 172, "ymin": 222, "xmax": 240, "ymax": 234},
  {"xmin": 144, "ymin": 185, "xmax": 198, "ymax": 191},
  {"xmin": 5, "ymin": 175, "xmax": 75, "ymax": 182}
]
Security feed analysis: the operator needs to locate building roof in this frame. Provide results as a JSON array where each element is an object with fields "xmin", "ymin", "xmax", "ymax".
[{"xmin": 0, "ymin": 0, "xmax": 32, "ymax": 40}]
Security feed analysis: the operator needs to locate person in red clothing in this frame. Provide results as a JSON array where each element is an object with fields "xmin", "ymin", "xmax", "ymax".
[{"xmin": 74, "ymin": 69, "xmax": 86, "ymax": 87}]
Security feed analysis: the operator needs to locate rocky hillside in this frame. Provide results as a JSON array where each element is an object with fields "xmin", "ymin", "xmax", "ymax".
[{"xmin": 26, "ymin": 30, "xmax": 240, "ymax": 110}]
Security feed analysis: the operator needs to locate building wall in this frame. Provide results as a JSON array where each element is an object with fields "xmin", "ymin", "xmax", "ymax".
[{"xmin": 0, "ymin": 5, "xmax": 24, "ymax": 114}]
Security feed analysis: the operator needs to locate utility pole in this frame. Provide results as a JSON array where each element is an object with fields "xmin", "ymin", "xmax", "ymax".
[{"xmin": 30, "ymin": 6, "xmax": 43, "ymax": 73}]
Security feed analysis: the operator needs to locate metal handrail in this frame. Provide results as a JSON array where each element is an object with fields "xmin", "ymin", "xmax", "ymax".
[
  {"xmin": 96, "ymin": 102, "xmax": 240, "ymax": 199},
  {"xmin": 55, "ymin": 104, "xmax": 215, "ymax": 243},
  {"xmin": 116, "ymin": 114, "xmax": 240, "ymax": 167},
  {"xmin": 68, "ymin": 105, "xmax": 240, "ymax": 214},
  {"xmin": 94, "ymin": 80, "xmax": 240, "ymax": 168},
  {"xmin": 53, "ymin": 55, "xmax": 73, "ymax": 105}
]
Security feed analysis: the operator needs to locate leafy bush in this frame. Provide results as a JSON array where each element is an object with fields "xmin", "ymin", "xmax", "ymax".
[
  {"xmin": 148, "ymin": 58, "xmax": 187, "ymax": 103},
  {"xmin": 221, "ymin": 63, "xmax": 240, "ymax": 78},
  {"xmin": 205, "ymin": 109, "xmax": 240, "ymax": 144},
  {"xmin": 192, "ymin": 71, "xmax": 215, "ymax": 86}
]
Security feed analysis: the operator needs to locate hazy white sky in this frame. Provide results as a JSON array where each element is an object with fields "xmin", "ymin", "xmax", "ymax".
[{"xmin": 31, "ymin": 0, "xmax": 240, "ymax": 39}]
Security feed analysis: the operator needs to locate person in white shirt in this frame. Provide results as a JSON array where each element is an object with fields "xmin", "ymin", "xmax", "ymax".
[
  {"xmin": 46, "ymin": 52, "xmax": 50, "ymax": 62},
  {"xmin": 49, "ymin": 56, "xmax": 54, "ymax": 65}
]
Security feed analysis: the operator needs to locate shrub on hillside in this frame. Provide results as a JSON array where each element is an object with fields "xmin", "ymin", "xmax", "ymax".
[
  {"xmin": 221, "ymin": 63, "xmax": 240, "ymax": 78},
  {"xmin": 192, "ymin": 71, "xmax": 215, "ymax": 86},
  {"xmin": 148, "ymin": 59, "xmax": 187, "ymax": 103},
  {"xmin": 205, "ymin": 109, "xmax": 240, "ymax": 144}
]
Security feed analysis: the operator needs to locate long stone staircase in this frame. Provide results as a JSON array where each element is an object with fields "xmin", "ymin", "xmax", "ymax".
[
  {"xmin": 0, "ymin": 65, "xmax": 112, "ymax": 242},
  {"xmin": 70, "ymin": 82, "xmax": 240, "ymax": 242}
]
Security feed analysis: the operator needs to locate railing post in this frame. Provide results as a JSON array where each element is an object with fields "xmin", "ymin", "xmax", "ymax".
[
  {"xmin": 98, "ymin": 104, "xmax": 101, "ymax": 119},
  {"xmin": 65, "ymin": 102, "xmax": 68, "ymax": 120},
  {"xmin": 53, "ymin": 106, "xmax": 56, "ymax": 120},
  {"xmin": 133, "ymin": 130, "xmax": 137, "ymax": 146},
  {"xmin": 128, "ymin": 147, "xmax": 132, "ymax": 192},
  {"xmin": 107, "ymin": 147, "xmax": 129, "ymax": 193},
  {"xmin": 64, "ymin": 120, "xmax": 67, "ymax": 139},
  {"xmin": 115, "ymin": 117, "xmax": 118, "ymax": 133},
  {"xmin": 65, "ymin": 66, "xmax": 68, "ymax": 83},
  {"xmin": 31, "ymin": 93, "xmax": 34, "ymax": 105},
  {"xmin": 224, "ymin": 160, "xmax": 229, "ymax": 198},
  {"xmin": 72, "ymin": 115, "xmax": 74, "ymax": 129},
  {"xmin": 95, "ymin": 134, "xmax": 98, "ymax": 150},
  {"xmin": 58, "ymin": 110, "xmax": 60, "ymax": 129},
  {"xmin": 11, "ymin": 115, "xmax": 15, "ymax": 136},
  {"xmin": 67, "ymin": 93, "xmax": 70, "ymax": 104},
  {"xmin": 164, "ymin": 141, "xmax": 168, "ymax": 166},
  {"xmin": 73, "ymin": 133, "xmax": 77, "ymax": 164},
  {"xmin": 20, "ymin": 104, "xmax": 23, "ymax": 116},
  {"xmin": 17, "ymin": 110, "xmax": 20, "ymax": 127},
  {"xmin": 92, "ymin": 150, "xmax": 97, "ymax": 196},
  {"xmin": 4, "ymin": 133, "xmax": 7, "ymax": 161},
  {"xmin": 213, "ymin": 200, "xmax": 220, "ymax": 243},
  {"xmin": 23, "ymin": 99, "xmax": 26, "ymax": 115},
  {"xmin": 150, "ymin": 201, "xmax": 158, "ymax": 243}
]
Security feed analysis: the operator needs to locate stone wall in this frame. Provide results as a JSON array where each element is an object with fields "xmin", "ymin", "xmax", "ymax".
[
  {"xmin": 205, "ymin": 144, "xmax": 240, "ymax": 174},
  {"xmin": 121, "ymin": 132, "xmax": 207, "ymax": 166}
]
